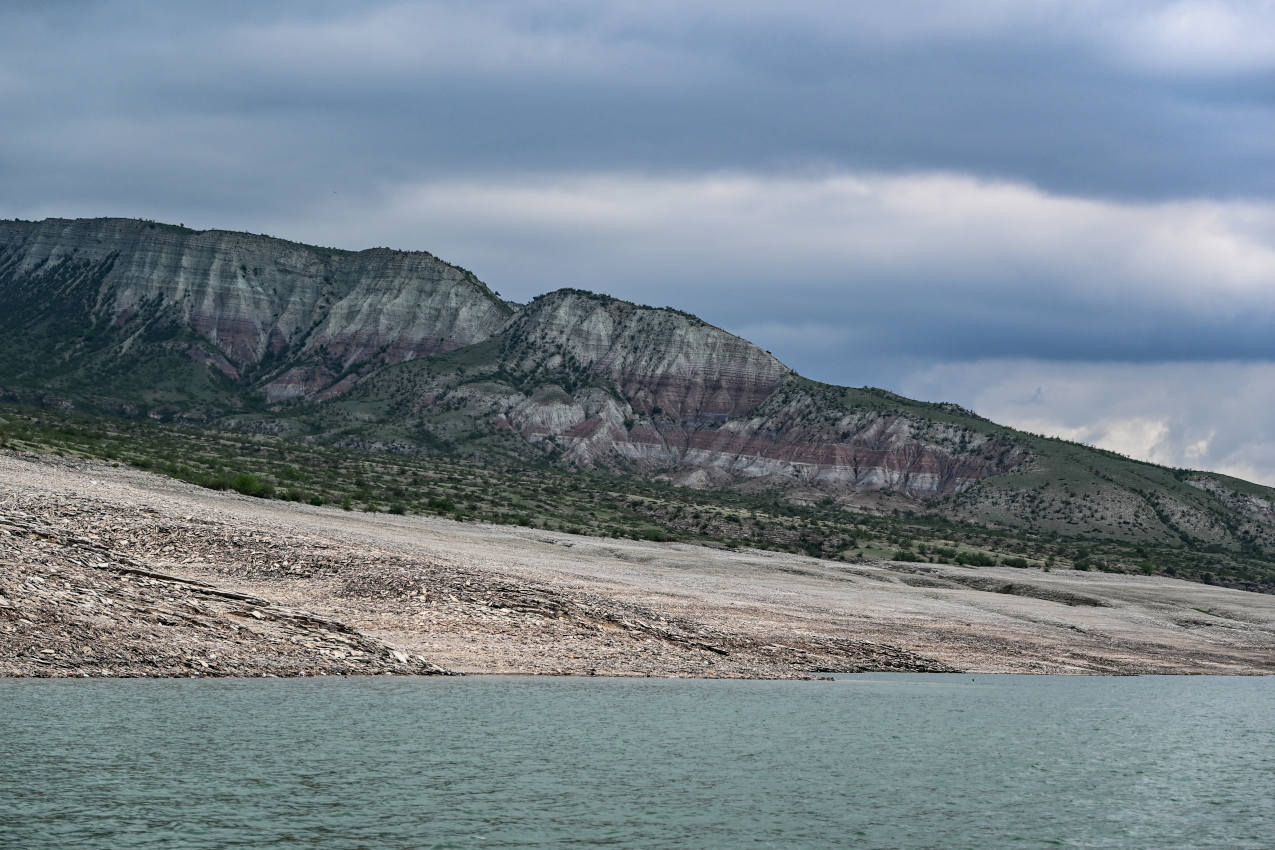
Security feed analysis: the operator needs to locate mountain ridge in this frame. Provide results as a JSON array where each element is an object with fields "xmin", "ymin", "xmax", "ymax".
[
  {"xmin": 0, "ymin": 216, "xmax": 512, "ymax": 405},
  {"xmin": 3, "ymin": 216, "xmax": 1274, "ymax": 590}
]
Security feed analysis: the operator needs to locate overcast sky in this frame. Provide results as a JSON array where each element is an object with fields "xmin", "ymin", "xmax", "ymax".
[{"xmin": 3, "ymin": 1, "xmax": 1274, "ymax": 483}]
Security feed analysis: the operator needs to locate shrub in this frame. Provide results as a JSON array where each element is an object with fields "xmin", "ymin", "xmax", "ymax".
[{"xmin": 230, "ymin": 473, "xmax": 271, "ymax": 498}]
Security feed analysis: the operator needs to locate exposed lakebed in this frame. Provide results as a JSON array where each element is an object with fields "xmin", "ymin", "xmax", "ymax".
[{"xmin": 4, "ymin": 453, "xmax": 1275, "ymax": 679}]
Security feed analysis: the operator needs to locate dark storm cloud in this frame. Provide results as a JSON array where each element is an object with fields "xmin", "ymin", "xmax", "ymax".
[{"xmin": 2, "ymin": 1, "xmax": 1273, "ymax": 206}]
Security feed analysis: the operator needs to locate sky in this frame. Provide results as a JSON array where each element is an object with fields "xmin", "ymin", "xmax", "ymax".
[{"xmin": 3, "ymin": 1, "xmax": 1274, "ymax": 483}]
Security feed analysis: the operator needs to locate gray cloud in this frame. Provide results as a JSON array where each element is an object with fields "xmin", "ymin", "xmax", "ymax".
[
  {"xmin": 246, "ymin": 170, "xmax": 1275, "ymax": 374},
  {"xmin": 2, "ymin": 1, "xmax": 1273, "ymax": 205}
]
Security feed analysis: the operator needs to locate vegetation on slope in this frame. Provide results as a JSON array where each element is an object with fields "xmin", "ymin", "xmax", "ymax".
[{"xmin": 3, "ymin": 403, "xmax": 1272, "ymax": 593}]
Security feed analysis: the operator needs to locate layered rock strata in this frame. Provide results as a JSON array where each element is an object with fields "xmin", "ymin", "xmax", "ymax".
[
  {"xmin": 0, "ymin": 218, "xmax": 513, "ymax": 400},
  {"xmin": 371, "ymin": 290, "xmax": 1021, "ymax": 497}
]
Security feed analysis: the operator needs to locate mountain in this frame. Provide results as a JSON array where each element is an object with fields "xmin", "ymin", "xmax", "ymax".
[
  {"xmin": 315, "ymin": 289, "xmax": 1025, "ymax": 501},
  {"xmin": 3, "ymin": 216, "xmax": 1274, "ymax": 583},
  {"xmin": 0, "ymin": 217, "xmax": 511, "ymax": 410}
]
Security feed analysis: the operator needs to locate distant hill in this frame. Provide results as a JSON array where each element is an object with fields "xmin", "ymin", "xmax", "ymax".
[{"xmin": 4, "ymin": 216, "xmax": 1273, "ymax": 589}]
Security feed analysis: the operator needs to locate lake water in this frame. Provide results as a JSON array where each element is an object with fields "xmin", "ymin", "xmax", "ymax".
[{"xmin": 2, "ymin": 674, "xmax": 1272, "ymax": 849}]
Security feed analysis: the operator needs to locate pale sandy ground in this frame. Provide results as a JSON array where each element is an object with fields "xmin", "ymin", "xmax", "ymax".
[{"xmin": 3, "ymin": 451, "xmax": 1273, "ymax": 677}]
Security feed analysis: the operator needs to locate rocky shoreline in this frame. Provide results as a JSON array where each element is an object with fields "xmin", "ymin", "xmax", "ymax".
[
  {"xmin": 0, "ymin": 510, "xmax": 446, "ymax": 678},
  {"xmin": 0, "ymin": 486, "xmax": 949, "ymax": 679},
  {"xmin": 3, "ymin": 451, "xmax": 1274, "ymax": 679}
]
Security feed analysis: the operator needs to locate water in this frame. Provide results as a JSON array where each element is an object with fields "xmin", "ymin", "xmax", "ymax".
[{"xmin": 2, "ymin": 675, "xmax": 1272, "ymax": 849}]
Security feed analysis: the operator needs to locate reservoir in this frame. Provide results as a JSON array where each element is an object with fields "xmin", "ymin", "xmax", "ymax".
[{"xmin": 2, "ymin": 674, "xmax": 1272, "ymax": 849}]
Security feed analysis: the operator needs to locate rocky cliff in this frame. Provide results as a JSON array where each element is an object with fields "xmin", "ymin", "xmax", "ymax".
[
  {"xmin": 0, "ymin": 218, "xmax": 512, "ymax": 406},
  {"xmin": 329, "ymin": 289, "xmax": 1023, "ymax": 501}
]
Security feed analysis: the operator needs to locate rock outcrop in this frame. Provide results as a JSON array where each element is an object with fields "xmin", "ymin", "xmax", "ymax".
[
  {"xmin": 0, "ymin": 218, "xmax": 513, "ymax": 403},
  {"xmin": 343, "ymin": 289, "xmax": 1022, "ymax": 499},
  {"xmin": 501, "ymin": 290, "xmax": 791, "ymax": 422}
]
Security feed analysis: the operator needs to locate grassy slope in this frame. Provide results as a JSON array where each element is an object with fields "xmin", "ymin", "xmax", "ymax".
[
  {"xmin": 0, "ymin": 248, "xmax": 253, "ymax": 415},
  {"xmin": 788, "ymin": 377, "xmax": 1275, "ymax": 554}
]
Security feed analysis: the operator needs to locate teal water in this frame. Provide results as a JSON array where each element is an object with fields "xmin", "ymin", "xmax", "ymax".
[{"xmin": 1, "ymin": 675, "xmax": 1272, "ymax": 849}]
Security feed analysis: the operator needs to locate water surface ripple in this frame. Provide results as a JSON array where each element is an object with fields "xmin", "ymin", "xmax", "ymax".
[{"xmin": 2, "ymin": 674, "xmax": 1272, "ymax": 849}]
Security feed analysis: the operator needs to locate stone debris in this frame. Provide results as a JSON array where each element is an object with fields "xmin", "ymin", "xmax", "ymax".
[
  {"xmin": 0, "ymin": 483, "xmax": 950, "ymax": 679},
  {"xmin": 0, "ymin": 509, "xmax": 448, "ymax": 678},
  {"xmin": 3, "ymin": 450, "xmax": 1274, "ymax": 678}
]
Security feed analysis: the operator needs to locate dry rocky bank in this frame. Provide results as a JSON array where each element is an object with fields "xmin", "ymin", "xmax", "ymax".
[{"xmin": 2, "ymin": 452, "xmax": 1273, "ymax": 679}]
